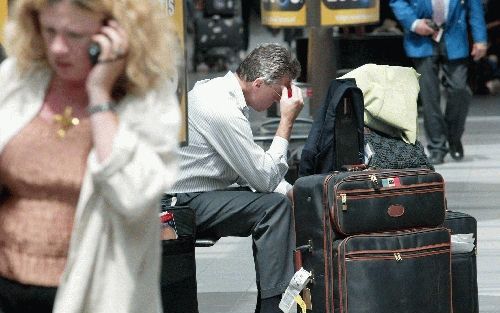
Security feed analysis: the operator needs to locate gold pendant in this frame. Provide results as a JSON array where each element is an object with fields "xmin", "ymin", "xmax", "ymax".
[{"xmin": 53, "ymin": 106, "xmax": 80, "ymax": 138}]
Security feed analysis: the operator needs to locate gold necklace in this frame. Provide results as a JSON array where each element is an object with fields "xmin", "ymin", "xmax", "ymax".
[{"xmin": 53, "ymin": 106, "xmax": 80, "ymax": 138}]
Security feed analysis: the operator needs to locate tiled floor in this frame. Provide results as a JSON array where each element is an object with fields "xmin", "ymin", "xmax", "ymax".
[{"xmin": 198, "ymin": 292, "xmax": 257, "ymax": 313}]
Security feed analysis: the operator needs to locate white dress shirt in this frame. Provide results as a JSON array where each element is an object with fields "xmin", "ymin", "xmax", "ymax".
[{"xmin": 169, "ymin": 71, "xmax": 292, "ymax": 194}]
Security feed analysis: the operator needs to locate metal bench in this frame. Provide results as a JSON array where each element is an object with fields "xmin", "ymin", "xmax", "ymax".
[{"xmin": 195, "ymin": 236, "xmax": 219, "ymax": 247}]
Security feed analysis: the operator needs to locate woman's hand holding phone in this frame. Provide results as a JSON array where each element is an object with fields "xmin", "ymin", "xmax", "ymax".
[
  {"xmin": 86, "ymin": 19, "xmax": 129, "ymax": 104},
  {"xmin": 88, "ymin": 42, "xmax": 101, "ymax": 65}
]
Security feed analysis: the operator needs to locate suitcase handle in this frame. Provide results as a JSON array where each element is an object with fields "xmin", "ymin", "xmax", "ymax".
[
  {"xmin": 294, "ymin": 250, "xmax": 302, "ymax": 271},
  {"xmin": 294, "ymin": 240, "xmax": 313, "ymax": 271},
  {"xmin": 341, "ymin": 164, "xmax": 367, "ymax": 172}
]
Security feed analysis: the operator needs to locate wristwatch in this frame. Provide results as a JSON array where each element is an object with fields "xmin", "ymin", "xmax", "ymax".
[{"xmin": 88, "ymin": 101, "xmax": 115, "ymax": 115}]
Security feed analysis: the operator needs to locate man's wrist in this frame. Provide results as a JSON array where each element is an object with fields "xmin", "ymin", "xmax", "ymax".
[{"xmin": 411, "ymin": 19, "xmax": 420, "ymax": 32}]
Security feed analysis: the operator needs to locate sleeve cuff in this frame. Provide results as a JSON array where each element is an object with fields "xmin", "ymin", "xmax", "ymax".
[
  {"xmin": 411, "ymin": 19, "xmax": 419, "ymax": 32},
  {"xmin": 274, "ymin": 179, "xmax": 293, "ymax": 195},
  {"xmin": 88, "ymin": 123, "xmax": 138, "ymax": 181},
  {"xmin": 268, "ymin": 136, "xmax": 289, "ymax": 157}
]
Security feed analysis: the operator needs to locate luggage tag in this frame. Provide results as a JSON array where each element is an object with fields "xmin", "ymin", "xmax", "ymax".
[
  {"xmin": 279, "ymin": 268, "xmax": 312, "ymax": 313},
  {"xmin": 451, "ymin": 233, "xmax": 475, "ymax": 253}
]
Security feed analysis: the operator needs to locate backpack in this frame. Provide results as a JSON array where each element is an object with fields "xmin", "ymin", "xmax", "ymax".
[{"xmin": 298, "ymin": 78, "xmax": 365, "ymax": 177}]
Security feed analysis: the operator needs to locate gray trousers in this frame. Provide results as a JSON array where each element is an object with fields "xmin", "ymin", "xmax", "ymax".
[
  {"xmin": 173, "ymin": 189, "xmax": 295, "ymax": 299},
  {"xmin": 413, "ymin": 42, "xmax": 472, "ymax": 154}
]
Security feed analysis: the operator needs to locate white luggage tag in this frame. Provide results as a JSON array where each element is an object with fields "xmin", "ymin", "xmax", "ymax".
[{"xmin": 279, "ymin": 267, "xmax": 312, "ymax": 313}]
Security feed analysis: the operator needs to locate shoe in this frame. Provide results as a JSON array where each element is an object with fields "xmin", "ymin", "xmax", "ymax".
[
  {"xmin": 486, "ymin": 78, "xmax": 500, "ymax": 95},
  {"xmin": 449, "ymin": 141, "xmax": 464, "ymax": 161},
  {"xmin": 259, "ymin": 295, "xmax": 281, "ymax": 313},
  {"xmin": 428, "ymin": 151, "xmax": 445, "ymax": 165}
]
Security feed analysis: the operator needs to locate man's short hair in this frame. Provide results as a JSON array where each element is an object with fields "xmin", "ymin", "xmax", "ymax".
[{"xmin": 236, "ymin": 43, "xmax": 301, "ymax": 85}]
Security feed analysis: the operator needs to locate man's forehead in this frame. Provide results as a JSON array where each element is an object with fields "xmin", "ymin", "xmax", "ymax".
[{"xmin": 277, "ymin": 76, "xmax": 292, "ymax": 87}]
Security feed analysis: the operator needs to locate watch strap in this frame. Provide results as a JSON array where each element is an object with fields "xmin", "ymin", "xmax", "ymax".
[{"xmin": 88, "ymin": 101, "xmax": 115, "ymax": 115}]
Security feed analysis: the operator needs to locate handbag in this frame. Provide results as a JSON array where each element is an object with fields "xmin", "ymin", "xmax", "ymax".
[{"xmin": 364, "ymin": 127, "xmax": 434, "ymax": 170}]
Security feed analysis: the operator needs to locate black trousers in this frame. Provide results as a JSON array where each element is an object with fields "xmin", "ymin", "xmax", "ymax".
[
  {"xmin": 171, "ymin": 189, "xmax": 295, "ymax": 299},
  {"xmin": 413, "ymin": 40, "xmax": 472, "ymax": 154},
  {"xmin": 0, "ymin": 276, "xmax": 56, "ymax": 313}
]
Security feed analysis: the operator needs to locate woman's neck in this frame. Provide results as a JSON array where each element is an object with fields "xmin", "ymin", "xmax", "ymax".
[
  {"xmin": 50, "ymin": 76, "xmax": 88, "ymax": 101},
  {"xmin": 41, "ymin": 76, "xmax": 90, "ymax": 119}
]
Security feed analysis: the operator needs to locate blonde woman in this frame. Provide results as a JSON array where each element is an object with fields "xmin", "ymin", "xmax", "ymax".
[{"xmin": 0, "ymin": 0, "xmax": 180, "ymax": 312}]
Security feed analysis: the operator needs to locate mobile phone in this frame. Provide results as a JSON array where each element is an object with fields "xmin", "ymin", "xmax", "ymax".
[
  {"xmin": 88, "ymin": 42, "xmax": 101, "ymax": 65},
  {"xmin": 425, "ymin": 20, "xmax": 440, "ymax": 31}
]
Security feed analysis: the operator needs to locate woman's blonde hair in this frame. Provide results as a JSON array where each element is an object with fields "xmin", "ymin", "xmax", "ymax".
[{"xmin": 4, "ymin": 0, "xmax": 180, "ymax": 95}]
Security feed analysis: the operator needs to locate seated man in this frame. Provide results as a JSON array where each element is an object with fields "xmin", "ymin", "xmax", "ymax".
[{"xmin": 166, "ymin": 43, "xmax": 304, "ymax": 313}]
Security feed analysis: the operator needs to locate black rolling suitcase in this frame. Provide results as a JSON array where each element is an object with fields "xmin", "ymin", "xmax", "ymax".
[
  {"xmin": 331, "ymin": 228, "xmax": 452, "ymax": 313},
  {"xmin": 295, "ymin": 226, "xmax": 452, "ymax": 313},
  {"xmin": 293, "ymin": 169, "xmax": 449, "ymax": 313},
  {"xmin": 160, "ymin": 205, "xmax": 198, "ymax": 313},
  {"xmin": 443, "ymin": 210, "xmax": 479, "ymax": 313}
]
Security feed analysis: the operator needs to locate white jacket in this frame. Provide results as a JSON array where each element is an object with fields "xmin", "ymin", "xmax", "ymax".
[{"xmin": 0, "ymin": 58, "xmax": 180, "ymax": 313}]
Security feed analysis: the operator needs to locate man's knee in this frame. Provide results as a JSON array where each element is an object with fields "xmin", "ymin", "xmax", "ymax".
[
  {"xmin": 447, "ymin": 86, "xmax": 472, "ymax": 102},
  {"xmin": 256, "ymin": 192, "xmax": 294, "ymax": 228},
  {"xmin": 266, "ymin": 192, "xmax": 293, "ymax": 211},
  {"xmin": 253, "ymin": 192, "xmax": 294, "ymax": 242}
]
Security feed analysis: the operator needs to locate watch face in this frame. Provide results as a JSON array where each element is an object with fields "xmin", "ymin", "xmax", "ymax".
[
  {"xmin": 322, "ymin": 0, "xmax": 374, "ymax": 10},
  {"xmin": 262, "ymin": 0, "xmax": 305, "ymax": 11}
]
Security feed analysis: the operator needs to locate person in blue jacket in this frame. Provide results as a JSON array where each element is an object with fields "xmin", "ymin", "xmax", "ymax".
[{"xmin": 390, "ymin": 0, "xmax": 487, "ymax": 164}]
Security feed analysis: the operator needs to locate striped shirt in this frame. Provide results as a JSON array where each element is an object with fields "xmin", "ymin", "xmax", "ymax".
[{"xmin": 169, "ymin": 71, "xmax": 292, "ymax": 194}]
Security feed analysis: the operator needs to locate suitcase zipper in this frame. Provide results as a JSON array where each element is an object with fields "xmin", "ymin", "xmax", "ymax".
[
  {"xmin": 344, "ymin": 242, "xmax": 450, "ymax": 262},
  {"xmin": 338, "ymin": 183, "xmax": 443, "ymax": 211},
  {"xmin": 338, "ymin": 169, "xmax": 433, "ymax": 182},
  {"xmin": 341, "ymin": 194, "xmax": 347, "ymax": 211}
]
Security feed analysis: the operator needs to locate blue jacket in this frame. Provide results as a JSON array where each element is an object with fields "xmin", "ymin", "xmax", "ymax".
[{"xmin": 390, "ymin": 0, "xmax": 487, "ymax": 60}]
